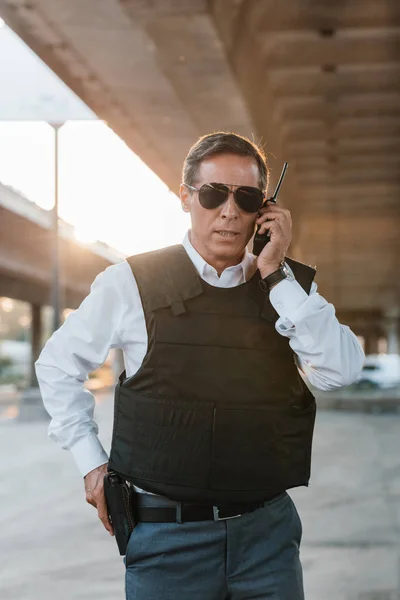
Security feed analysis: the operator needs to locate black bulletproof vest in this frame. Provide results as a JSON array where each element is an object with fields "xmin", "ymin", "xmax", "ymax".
[{"xmin": 108, "ymin": 245, "xmax": 317, "ymax": 505}]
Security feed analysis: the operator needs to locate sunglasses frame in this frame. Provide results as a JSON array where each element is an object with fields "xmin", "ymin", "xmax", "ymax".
[{"xmin": 183, "ymin": 182, "xmax": 266, "ymax": 213}]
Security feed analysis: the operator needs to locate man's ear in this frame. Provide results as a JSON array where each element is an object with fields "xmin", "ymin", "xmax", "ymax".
[{"xmin": 179, "ymin": 184, "xmax": 190, "ymax": 212}]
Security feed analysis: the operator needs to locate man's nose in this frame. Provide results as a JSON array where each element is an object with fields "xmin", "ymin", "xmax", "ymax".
[{"xmin": 220, "ymin": 190, "xmax": 239, "ymax": 218}]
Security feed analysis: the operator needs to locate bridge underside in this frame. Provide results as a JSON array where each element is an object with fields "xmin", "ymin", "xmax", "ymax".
[
  {"xmin": 0, "ymin": 0, "xmax": 399, "ymax": 328},
  {"xmin": 0, "ymin": 204, "xmax": 114, "ymax": 308}
]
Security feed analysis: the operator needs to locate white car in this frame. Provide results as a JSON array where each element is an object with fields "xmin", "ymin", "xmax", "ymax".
[{"xmin": 354, "ymin": 354, "xmax": 400, "ymax": 390}]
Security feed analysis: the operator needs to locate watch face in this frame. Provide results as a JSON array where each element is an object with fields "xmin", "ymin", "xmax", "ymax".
[{"xmin": 282, "ymin": 262, "xmax": 295, "ymax": 281}]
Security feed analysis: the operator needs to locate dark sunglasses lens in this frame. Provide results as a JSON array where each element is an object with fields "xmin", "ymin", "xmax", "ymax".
[
  {"xmin": 198, "ymin": 184, "xmax": 229, "ymax": 209},
  {"xmin": 235, "ymin": 187, "xmax": 264, "ymax": 213}
]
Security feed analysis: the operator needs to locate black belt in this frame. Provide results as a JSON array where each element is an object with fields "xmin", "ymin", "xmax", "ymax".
[{"xmin": 132, "ymin": 491, "xmax": 285, "ymax": 523}]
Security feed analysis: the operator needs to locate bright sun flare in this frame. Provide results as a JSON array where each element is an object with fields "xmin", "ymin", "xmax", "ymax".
[{"xmin": 0, "ymin": 120, "xmax": 190, "ymax": 256}]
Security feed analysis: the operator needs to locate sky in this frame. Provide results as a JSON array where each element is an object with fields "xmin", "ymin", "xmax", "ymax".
[{"xmin": 0, "ymin": 18, "xmax": 190, "ymax": 256}]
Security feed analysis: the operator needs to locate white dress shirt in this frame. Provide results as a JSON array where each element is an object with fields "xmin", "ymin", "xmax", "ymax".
[{"xmin": 35, "ymin": 233, "xmax": 365, "ymax": 478}]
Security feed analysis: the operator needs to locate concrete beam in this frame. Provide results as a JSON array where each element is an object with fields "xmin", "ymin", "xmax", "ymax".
[
  {"xmin": 273, "ymin": 93, "xmax": 400, "ymax": 121},
  {"xmin": 268, "ymin": 63, "xmax": 400, "ymax": 97},
  {"xmin": 254, "ymin": 0, "xmax": 400, "ymax": 32},
  {"xmin": 281, "ymin": 116, "xmax": 400, "ymax": 143},
  {"xmin": 258, "ymin": 29, "xmax": 400, "ymax": 68},
  {"xmin": 0, "ymin": 271, "xmax": 85, "ymax": 309},
  {"xmin": 1, "ymin": 0, "xmax": 399, "ymax": 317}
]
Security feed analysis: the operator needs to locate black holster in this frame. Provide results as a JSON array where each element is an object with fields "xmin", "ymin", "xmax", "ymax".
[{"xmin": 103, "ymin": 470, "xmax": 136, "ymax": 555}]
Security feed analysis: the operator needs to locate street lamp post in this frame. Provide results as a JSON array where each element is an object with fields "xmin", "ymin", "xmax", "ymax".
[
  {"xmin": 0, "ymin": 21, "xmax": 97, "ymax": 421},
  {"xmin": 49, "ymin": 122, "xmax": 64, "ymax": 332},
  {"xmin": 19, "ymin": 121, "xmax": 64, "ymax": 420}
]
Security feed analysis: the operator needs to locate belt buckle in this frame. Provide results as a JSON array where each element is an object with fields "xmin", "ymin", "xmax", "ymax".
[{"xmin": 213, "ymin": 506, "xmax": 242, "ymax": 521}]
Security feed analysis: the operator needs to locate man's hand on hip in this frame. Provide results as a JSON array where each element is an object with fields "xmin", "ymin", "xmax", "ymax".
[{"xmin": 84, "ymin": 463, "xmax": 114, "ymax": 536}]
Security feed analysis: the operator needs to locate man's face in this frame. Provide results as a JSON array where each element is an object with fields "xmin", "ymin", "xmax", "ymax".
[{"xmin": 180, "ymin": 154, "xmax": 261, "ymax": 267}]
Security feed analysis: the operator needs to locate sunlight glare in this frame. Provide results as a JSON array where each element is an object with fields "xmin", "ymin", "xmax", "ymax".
[
  {"xmin": 0, "ymin": 120, "xmax": 190, "ymax": 255},
  {"xmin": 73, "ymin": 224, "xmax": 98, "ymax": 245}
]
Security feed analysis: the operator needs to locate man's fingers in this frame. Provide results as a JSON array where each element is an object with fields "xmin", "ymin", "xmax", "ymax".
[
  {"xmin": 85, "ymin": 489, "xmax": 114, "ymax": 536},
  {"xmin": 83, "ymin": 464, "xmax": 114, "ymax": 536},
  {"xmin": 256, "ymin": 211, "xmax": 286, "ymax": 225},
  {"xmin": 97, "ymin": 493, "xmax": 114, "ymax": 536},
  {"xmin": 258, "ymin": 221, "xmax": 271, "ymax": 235},
  {"xmin": 259, "ymin": 220, "xmax": 282, "ymax": 236}
]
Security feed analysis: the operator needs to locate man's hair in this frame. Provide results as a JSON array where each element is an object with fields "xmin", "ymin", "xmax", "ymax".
[{"xmin": 182, "ymin": 132, "xmax": 269, "ymax": 192}]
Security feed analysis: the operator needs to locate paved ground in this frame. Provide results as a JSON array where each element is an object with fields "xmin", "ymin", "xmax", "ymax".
[
  {"xmin": 1, "ymin": 392, "xmax": 400, "ymax": 600},
  {"xmin": 315, "ymin": 387, "xmax": 400, "ymax": 414}
]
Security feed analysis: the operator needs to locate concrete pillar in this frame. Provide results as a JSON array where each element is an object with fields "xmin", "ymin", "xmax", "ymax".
[
  {"xmin": 386, "ymin": 320, "xmax": 399, "ymax": 355},
  {"xmin": 19, "ymin": 303, "xmax": 49, "ymax": 421},
  {"xmin": 364, "ymin": 332, "xmax": 379, "ymax": 355},
  {"xmin": 29, "ymin": 303, "xmax": 41, "ymax": 387},
  {"xmin": 383, "ymin": 309, "xmax": 400, "ymax": 355},
  {"xmin": 377, "ymin": 337, "xmax": 388, "ymax": 354}
]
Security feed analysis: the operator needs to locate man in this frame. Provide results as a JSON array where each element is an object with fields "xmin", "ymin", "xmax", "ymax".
[{"xmin": 35, "ymin": 132, "xmax": 364, "ymax": 599}]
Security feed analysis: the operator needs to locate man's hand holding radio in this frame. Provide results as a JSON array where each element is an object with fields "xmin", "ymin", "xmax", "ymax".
[{"xmin": 256, "ymin": 201, "xmax": 292, "ymax": 279}]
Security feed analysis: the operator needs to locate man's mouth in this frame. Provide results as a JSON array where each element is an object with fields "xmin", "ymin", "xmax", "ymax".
[{"xmin": 215, "ymin": 230, "xmax": 240, "ymax": 238}]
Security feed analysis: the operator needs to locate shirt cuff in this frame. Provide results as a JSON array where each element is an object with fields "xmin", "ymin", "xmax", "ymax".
[
  {"xmin": 269, "ymin": 278, "xmax": 309, "ymax": 322},
  {"xmin": 69, "ymin": 432, "xmax": 109, "ymax": 478}
]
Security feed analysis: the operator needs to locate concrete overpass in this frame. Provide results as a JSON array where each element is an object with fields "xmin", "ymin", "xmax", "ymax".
[
  {"xmin": 0, "ymin": 0, "xmax": 399, "ymax": 351},
  {"xmin": 0, "ymin": 182, "xmax": 124, "ymax": 389},
  {"xmin": 0, "ymin": 182, "xmax": 124, "ymax": 308}
]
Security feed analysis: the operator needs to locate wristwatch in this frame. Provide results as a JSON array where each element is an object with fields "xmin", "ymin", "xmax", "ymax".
[{"xmin": 259, "ymin": 261, "xmax": 295, "ymax": 292}]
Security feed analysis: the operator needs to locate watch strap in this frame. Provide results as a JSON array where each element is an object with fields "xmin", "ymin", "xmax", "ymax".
[{"xmin": 259, "ymin": 262, "xmax": 287, "ymax": 292}]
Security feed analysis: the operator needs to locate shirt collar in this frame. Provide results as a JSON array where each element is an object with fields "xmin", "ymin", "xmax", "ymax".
[{"xmin": 182, "ymin": 231, "xmax": 256, "ymax": 282}]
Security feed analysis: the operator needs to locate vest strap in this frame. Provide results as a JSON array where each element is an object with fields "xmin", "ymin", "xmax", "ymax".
[
  {"xmin": 248, "ymin": 257, "xmax": 316, "ymax": 322},
  {"xmin": 126, "ymin": 245, "xmax": 203, "ymax": 312},
  {"xmin": 171, "ymin": 301, "xmax": 186, "ymax": 316},
  {"xmin": 126, "ymin": 245, "xmax": 316, "ymax": 323}
]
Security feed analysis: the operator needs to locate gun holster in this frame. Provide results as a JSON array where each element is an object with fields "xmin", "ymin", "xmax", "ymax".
[{"xmin": 103, "ymin": 470, "xmax": 136, "ymax": 556}]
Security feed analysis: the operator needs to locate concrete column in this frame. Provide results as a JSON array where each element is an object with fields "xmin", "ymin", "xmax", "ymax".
[
  {"xmin": 29, "ymin": 303, "xmax": 42, "ymax": 387},
  {"xmin": 364, "ymin": 332, "xmax": 379, "ymax": 355},
  {"xmin": 382, "ymin": 309, "xmax": 400, "ymax": 355},
  {"xmin": 386, "ymin": 319, "xmax": 400, "ymax": 355},
  {"xmin": 19, "ymin": 303, "xmax": 49, "ymax": 421}
]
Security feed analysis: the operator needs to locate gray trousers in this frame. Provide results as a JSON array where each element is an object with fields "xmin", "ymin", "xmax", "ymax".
[{"xmin": 125, "ymin": 491, "xmax": 304, "ymax": 600}]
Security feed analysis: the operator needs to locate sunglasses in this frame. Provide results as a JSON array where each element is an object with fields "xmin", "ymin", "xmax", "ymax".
[{"xmin": 184, "ymin": 183, "xmax": 265, "ymax": 213}]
